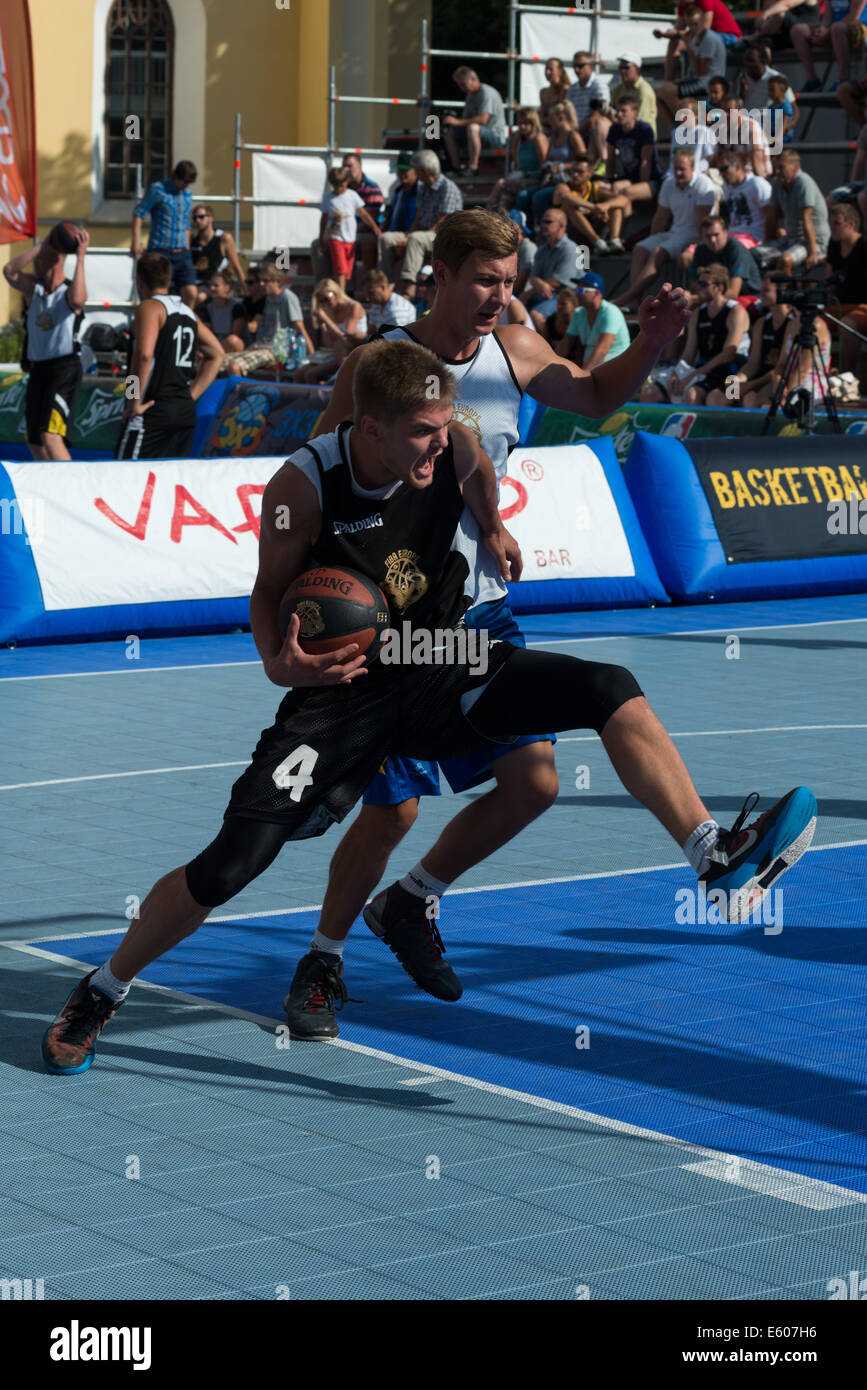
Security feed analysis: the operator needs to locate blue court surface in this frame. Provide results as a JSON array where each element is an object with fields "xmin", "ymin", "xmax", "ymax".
[{"xmin": 1, "ymin": 595, "xmax": 866, "ymax": 1300}]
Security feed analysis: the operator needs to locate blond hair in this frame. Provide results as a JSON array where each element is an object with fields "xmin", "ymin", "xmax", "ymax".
[
  {"xmin": 353, "ymin": 339, "xmax": 457, "ymax": 427},
  {"xmin": 313, "ymin": 277, "xmax": 352, "ymax": 307},
  {"xmin": 516, "ymin": 107, "xmax": 542, "ymax": 137},
  {"xmin": 432, "ymin": 209, "xmax": 520, "ymax": 275},
  {"xmin": 548, "ymin": 101, "xmax": 578, "ymax": 128}
]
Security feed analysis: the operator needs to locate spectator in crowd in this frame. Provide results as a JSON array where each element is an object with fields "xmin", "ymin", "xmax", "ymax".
[
  {"xmin": 720, "ymin": 151, "xmax": 773, "ymax": 247},
  {"xmin": 236, "ymin": 265, "xmax": 266, "ymax": 346},
  {"xmin": 413, "ymin": 264, "xmax": 438, "ymax": 318},
  {"xmin": 836, "ymin": 70, "xmax": 867, "ymax": 122},
  {"xmin": 752, "ymin": 0, "xmax": 819, "ymax": 41},
  {"xmin": 730, "ymin": 274, "xmax": 796, "ymax": 407},
  {"xmin": 767, "ymin": 74, "xmax": 800, "ymax": 144},
  {"xmin": 610, "ymin": 53, "xmax": 658, "ymax": 134},
  {"xmin": 536, "ymin": 286, "xmax": 579, "ymax": 349},
  {"xmin": 738, "ymin": 44, "xmax": 796, "ymax": 110},
  {"xmin": 488, "ymin": 108, "xmax": 549, "ymax": 212},
  {"xmin": 538, "ymin": 59, "xmax": 572, "ymax": 130},
  {"xmin": 443, "ymin": 67, "xmax": 508, "ymax": 176},
  {"xmin": 827, "ymin": 120, "xmax": 867, "ymax": 224},
  {"xmin": 552, "ymin": 155, "xmax": 631, "ymax": 254},
  {"xmin": 190, "ymin": 205, "xmax": 245, "ymax": 304},
  {"xmin": 566, "ymin": 52, "xmax": 611, "ymax": 170},
  {"xmin": 196, "ymin": 271, "xmax": 245, "ymax": 350},
  {"xmin": 130, "ymin": 159, "xmax": 198, "ymax": 310},
  {"xmin": 3, "ymin": 225, "xmax": 88, "ymax": 460},
  {"xmin": 506, "ymin": 209, "xmax": 538, "ymax": 295},
  {"xmin": 341, "ymin": 154, "xmax": 385, "ymax": 279},
  {"xmin": 555, "ymin": 270, "xmax": 631, "ymax": 366},
  {"xmin": 793, "ymin": 0, "xmax": 867, "ymax": 91},
  {"xmin": 516, "ymin": 101, "xmax": 585, "ymax": 230},
  {"xmin": 603, "ymin": 96, "xmax": 664, "ymax": 252},
  {"xmin": 223, "ymin": 263, "xmax": 313, "ymax": 376},
  {"xmin": 520, "ymin": 207, "xmax": 579, "ymax": 328},
  {"xmin": 657, "ymin": 5, "xmax": 728, "ymax": 135},
  {"xmin": 824, "ymin": 201, "xmax": 867, "ymax": 382},
  {"xmin": 641, "ymin": 262, "xmax": 749, "ymax": 402},
  {"xmin": 320, "ymin": 167, "xmax": 382, "ymax": 294},
  {"xmin": 362, "ymin": 270, "xmax": 417, "ymax": 331},
  {"xmin": 669, "ymin": 96, "xmax": 717, "ymax": 177},
  {"xmin": 656, "ymin": 0, "xmax": 740, "ymax": 84},
  {"xmin": 614, "ymin": 150, "xmax": 717, "ymax": 309},
  {"xmin": 744, "ymin": 290, "xmax": 833, "ymax": 402},
  {"xmin": 378, "ymin": 151, "xmax": 463, "ymax": 298},
  {"xmin": 708, "ymin": 94, "xmax": 773, "ymax": 177},
  {"xmin": 680, "ymin": 213, "xmax": 763, "ymax": 305},
  {"xmin": 382, "ymin": 156, "xmax": 419, "ymax": 235},
  {"xmin": 498, "ymin": 295, "xmax": 537, "ymax": 329},
  {"xmin": 293, "ymin": 280, "xmax": 367, "ymax": 384},
  {"xmin": 707, "ymin": 73, "xmax": 731, "ymax": 109},
  {"xmin": 753, "ymin": 150, "xmax": 831, "ymax": 273}
]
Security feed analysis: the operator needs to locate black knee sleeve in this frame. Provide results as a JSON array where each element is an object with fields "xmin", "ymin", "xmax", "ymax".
[
  {"xmin": 469, "ymin": 648, "xmax": 643, "ymax": 741},
  {"xmin": 185, "ymin": 817, "xmax": 287, "ymax": 908},
  {"xmin": 576, "ymin": 661, "xmax": 644, "ymax": 734}
]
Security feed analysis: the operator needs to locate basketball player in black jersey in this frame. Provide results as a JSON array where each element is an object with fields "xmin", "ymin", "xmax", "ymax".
[
  {"xmin": 42, "ymin": 338, "xmax": 817, "ymax": 1074},
  {"xmin": 116, "ymin": 252, "xmax": 225, "ymax": 460}
]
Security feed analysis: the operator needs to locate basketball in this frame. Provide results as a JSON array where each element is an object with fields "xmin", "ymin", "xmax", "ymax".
[
  {"xmin": 48, "ymin": 221, "xmax": 82, "ymax": 254},
  {"xmin": 278, "ymin": 565, "xmax": 390, "ymax": 662}
]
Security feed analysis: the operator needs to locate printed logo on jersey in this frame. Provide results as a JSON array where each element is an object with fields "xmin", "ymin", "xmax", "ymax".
[
  {"xmin": 35, "ymin": 310, "xmax": 54, "ymax": 331},
  {"xmin": 332, "ymin": 513, "xmax": 383, "ymax": 535},
  {"xmin": 295, "ymin": 600, "xmax": 325, "ymax": 638},
  {"xmin": 383, "ymin": 548, "xmax": 428, "ymax": 611},
  {"xmin": 452, "ymin": 401, "xmax": 483, "ymax": 442}
]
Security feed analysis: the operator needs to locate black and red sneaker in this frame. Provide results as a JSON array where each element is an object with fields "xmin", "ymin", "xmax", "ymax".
[
  {"xmin": 363, "ymin": 883, "xmax": 463, "ymax": 1001},
  {"xmin": 41, "ymin": 971, "xmax": 122, "ymax": 1075},
  {"xmin": 283, "ymin": 950, "xmax": 348, "ymax": 1039}
]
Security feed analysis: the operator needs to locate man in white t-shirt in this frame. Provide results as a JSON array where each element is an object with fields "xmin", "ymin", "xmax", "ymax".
[
  {"xmin": 319, "ymin": 167, "xmax": 382, "ymax": 293},
  {"xmin": 720, "ymin": 151, "xmax": 772, "ymax": 246},
  {"xmin": 362, "ymin": 270, "xmax": 417, "ymax": 331},
  {"xmin": 613, "ymin": 151, "xmax": 717, "ymax": 309}
]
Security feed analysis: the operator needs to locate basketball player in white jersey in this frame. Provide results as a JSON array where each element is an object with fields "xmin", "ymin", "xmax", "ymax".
[
  {"xmin": 279, "ymin": 208, "xmax": 693, "ymax": 1034},
  {"xmin": 3, "ymin": 225, "xmax": 89, "ymax": 460},
  {"xmin": 117, "ymin": 252, "xmax": 225, "ymax": 460}
]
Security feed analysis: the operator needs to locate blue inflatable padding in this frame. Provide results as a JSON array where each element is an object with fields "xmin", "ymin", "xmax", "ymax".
[
  {"xmin": 506, "ymin": 435, "xmax": 669, "ymax": 612},
  {"xmin": 624, "ymin": 430, "xmax": 867, "ymax": 603},
  {"xmin": 0, "ymin": 463, "xmax": 46, "ymax": 640},
  {"xmin": 190, "ymin": 378, "xmax": 236, "ymax": 457},
  {"xmin": 516, "ymin": 393, "xmax": 547, "ymax": 445}
]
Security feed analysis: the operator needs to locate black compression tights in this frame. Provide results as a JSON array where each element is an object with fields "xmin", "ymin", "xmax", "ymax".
[{"xmin": 466, "ymin": 647, "xmax": 643, "ymax": 742}]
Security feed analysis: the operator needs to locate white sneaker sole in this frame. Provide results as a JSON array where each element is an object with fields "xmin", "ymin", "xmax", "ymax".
[{"xmin": 724, "ymin": 815, "xmax": 817, "ymax": 923}]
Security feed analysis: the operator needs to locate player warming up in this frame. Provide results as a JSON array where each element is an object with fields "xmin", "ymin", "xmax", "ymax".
[{"xmin": 41, "ymin": 339, "xmax": 817, "ymax": 1073}]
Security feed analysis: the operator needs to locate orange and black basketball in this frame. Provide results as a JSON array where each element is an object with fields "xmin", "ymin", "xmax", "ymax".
[
  {"xmin": 278, "ymin": 565, "xmax": 390, "ymax": 663},
  {"xmin": 48, "ymin": 221, "xmax": 82, "ymax": 254}
]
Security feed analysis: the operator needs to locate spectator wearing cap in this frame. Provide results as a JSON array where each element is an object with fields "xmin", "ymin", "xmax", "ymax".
[
  {"xmin": 656, "ymin": 5, "xmax": 728, "ymax": 135},
  {"xmin": 414, "ymin": 264, "xmax": 438, "ymax": 317},
  {"xmin": 556, "ymin": 271, "xmax": 631, "ymax": 367},
  {"xmin": 362, "ymin": 270, "xmax": 417, "ymax": 331},
  {"xmin": 507, "ymin": 209, "xmax": 539, "ymax": 295},
  {"xmin": 378, "ymin": 151, "xmax": 463, "ymax": 298},
  {"xmin": 609, "ymin": 54, "xmax": 658, "ymax": 134},
  {"xmin": 520, "ymin": 206, "xmax": 580, "ymax": 328},
  {"xmin": 565, "ymin": 52, "xmax": 612, "ymax": 170},
  {"xmin": 443, "ymin": 67, "xmax": 508, "ymax": 176},
  {"xmin": 383, "ymin": 158, "xmax": 419, "ymax": 234}
]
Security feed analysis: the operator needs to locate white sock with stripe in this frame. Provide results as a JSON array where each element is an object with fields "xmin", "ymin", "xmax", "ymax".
[{"xmin": 684, "ymin": 820, "xmax": 721, "ymax": 876}]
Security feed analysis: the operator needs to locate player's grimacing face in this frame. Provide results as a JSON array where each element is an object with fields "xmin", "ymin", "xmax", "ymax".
[
  {"xmin": 443, "ymin": 253, "xmax": 518, "ymax": 332},
  {"xmin": 382, "ymin": 400, "xmax": 454, "ymax": 487}
]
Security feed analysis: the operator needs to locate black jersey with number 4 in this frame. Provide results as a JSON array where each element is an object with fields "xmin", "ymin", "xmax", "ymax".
[
  {"xmin": 141, "ymin": 293, "xmax": 198, "ymax": 428},
  {"xmin": 291, "ymin": 421, "xmax": 471, "ymax": 638}
]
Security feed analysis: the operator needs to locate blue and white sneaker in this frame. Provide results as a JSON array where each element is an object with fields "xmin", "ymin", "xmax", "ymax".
[{"xmin": 700, "ymin": 787, "xmax": 817, "ymax": 923}]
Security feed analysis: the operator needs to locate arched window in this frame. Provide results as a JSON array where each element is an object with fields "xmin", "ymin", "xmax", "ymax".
[{"xmin": 104, "ymin": 0, "xmax": 174, "ymax": 198}]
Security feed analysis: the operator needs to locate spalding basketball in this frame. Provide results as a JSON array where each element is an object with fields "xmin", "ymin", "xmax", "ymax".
[
  {"xmin": 48, "ymin": 221, "xmax": 81, "ymax": 254},
  {"xmin": 278, "ymin": 565, "xmax": 390, "ymax": 663}
]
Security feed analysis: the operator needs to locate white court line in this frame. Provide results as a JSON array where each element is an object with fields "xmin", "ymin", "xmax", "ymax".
[
  {"xmin": 18, "ymin": 838, "xmax": 866, "ymax": 943},
  {"xmin": 1, "ymin": 614, "xmax": 865, "ymax": 681},
  {"xmin": 5, "ymin": 935, "xmax": 866, "ymax": 1210},
  {"xmin": 3, "ymin": 722, "xmax": 865, "ymax": 791}
]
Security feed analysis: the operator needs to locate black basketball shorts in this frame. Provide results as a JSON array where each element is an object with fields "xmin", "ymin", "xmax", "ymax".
[
  {"xmin": 115, "ymin": 414, "xmax": 196, "ymax": 460},
  {"xmin": 25, "ymin": 355, "xmax": 82, "ymax": 444}
]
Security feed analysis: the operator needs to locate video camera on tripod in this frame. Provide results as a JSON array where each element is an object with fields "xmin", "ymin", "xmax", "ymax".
[{"xmin": 771, "ymin": 271, "xmax": 827, "ymax": 318}]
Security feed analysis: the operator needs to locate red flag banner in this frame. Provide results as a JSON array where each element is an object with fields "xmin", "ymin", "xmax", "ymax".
[{"xmin": 0, "ymin": 0, "xmax": 37, "ymax": 243}]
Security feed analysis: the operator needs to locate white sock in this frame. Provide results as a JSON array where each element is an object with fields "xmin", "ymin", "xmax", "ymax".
[
  {"xmin": 310, "ymin": 930, "xmax": 344, "ymax": 958},
  {"xmin": 90, "ymin": 961, "xmax": 131, "ymax": 1002},
  {"xmin": 399, "ymin": 862, "xmax": 450, "ymax": 900},
  {"xmin": 684, "ymin": 820, "xmax": 721, "ymax": 876}
]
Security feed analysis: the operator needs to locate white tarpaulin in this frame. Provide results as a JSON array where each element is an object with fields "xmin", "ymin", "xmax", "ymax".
[
  {"xmin": 519, "ymin": 13, "xmax": 667, "ymax": 107},
  {"xmin": 499, "ymin": 444, "xmax": 635, "ymax": 580},
  {"xmin": 253, "ymin": 153, "xmax": 398, "ymax": 252},
  {"xmin": 68, "ymin": 250, "xmax": 136, "ymax": 330}
]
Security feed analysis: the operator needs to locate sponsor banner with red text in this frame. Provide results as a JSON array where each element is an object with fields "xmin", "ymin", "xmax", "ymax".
[{"xmin": 0, "ymin": 0, "xmax": 38, "ymax": 243}]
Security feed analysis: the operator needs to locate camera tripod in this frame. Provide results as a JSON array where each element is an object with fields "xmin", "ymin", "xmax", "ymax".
[{"xmin": 761, "ymin": 307, "xmax": 842, "ymax": 435}]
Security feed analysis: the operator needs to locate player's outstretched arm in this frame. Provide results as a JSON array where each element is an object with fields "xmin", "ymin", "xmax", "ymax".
[
  {"xmin": 451, "ymin": 422, "xmax": 522, "ymax": 583},
  {"xmin": 312, "ymin": 348, "xmax": 364, "ymax": 436},
  {"xmin": 251, "ymin": 463, "xmax": 368, "ymax": 688}
]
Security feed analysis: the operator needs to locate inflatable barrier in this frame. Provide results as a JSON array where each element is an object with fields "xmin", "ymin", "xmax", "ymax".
[
  {"xmin": 624, "ymin": 431, "xmax": 867, "ymax": 603},
  {"xmin": 0, "ymin": 438, "xmax": 666, "ymax": 644}
]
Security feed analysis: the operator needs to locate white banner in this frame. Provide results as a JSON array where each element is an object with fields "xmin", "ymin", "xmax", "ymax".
[
  {"xmin": 252, "ymin": 152, "xmax": 398, "ymax": 253},
  {"xmin": 519, "ymin": 13, "xmax": 665, "ymax": 107},
  {"xmin": 4, "ymin": 457, "xmax": 287, "ymax": 611},
  {"xmin": 499, "ymin": 444, "xmax": 635, "ymax": 581}
]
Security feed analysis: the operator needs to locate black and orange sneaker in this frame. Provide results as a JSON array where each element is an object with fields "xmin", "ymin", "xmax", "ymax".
[
  {"xmin": 283, "ymin": 950, "xmax": 348, "ymax": 1039},
  {"xmin": 363, "ymin": 883, "xmax": 462, "ymax": 1001},
  {"xmin": 41, "ymin": 971, "xmax": 122, "ymax": 1075}
]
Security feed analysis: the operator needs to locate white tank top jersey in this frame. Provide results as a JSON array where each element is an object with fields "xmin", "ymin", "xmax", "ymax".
[
  {"xmin": 26, "ymin": 282, "xmax": 80, "ymax": 361},
  {"xmin": 383, "ymin": 325, "xmax": 523, "ymax": 607}
]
